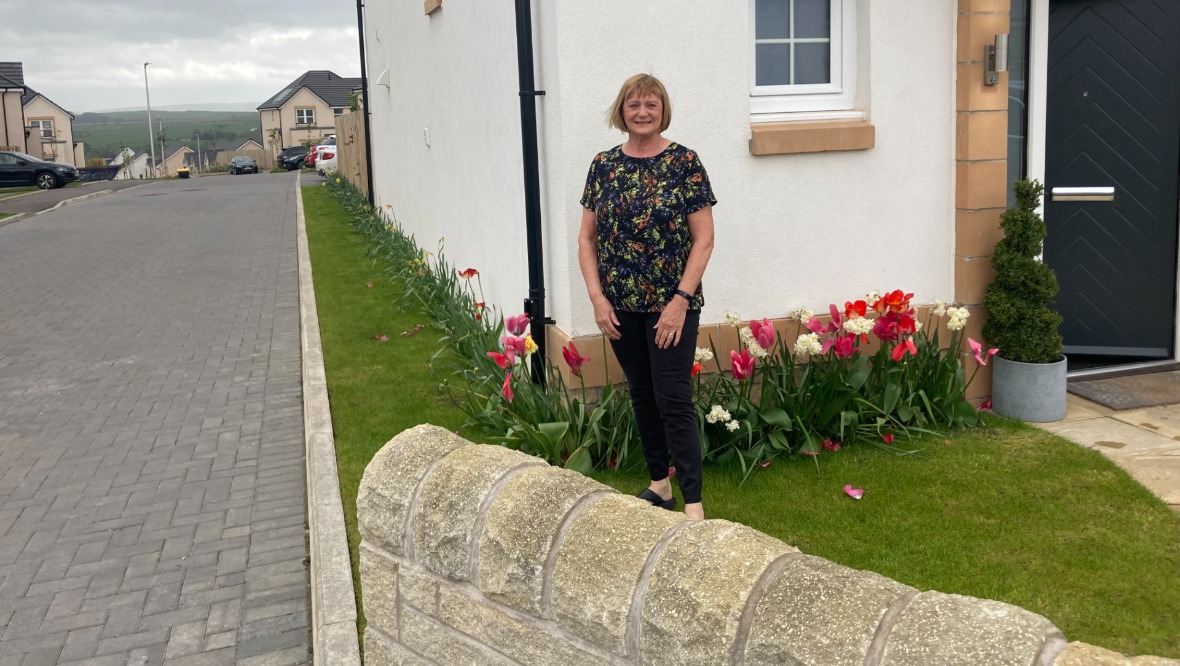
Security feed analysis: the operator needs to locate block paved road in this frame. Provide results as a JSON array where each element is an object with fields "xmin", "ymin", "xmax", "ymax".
[{"xmin": 0, "ymin": 173, "xmax": 311, "ymax": 665}]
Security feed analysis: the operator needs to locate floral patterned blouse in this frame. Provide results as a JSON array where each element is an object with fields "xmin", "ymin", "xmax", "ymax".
[{"xmin": 580, "ymin": 143, "xmax": 717, "ymax": 313}]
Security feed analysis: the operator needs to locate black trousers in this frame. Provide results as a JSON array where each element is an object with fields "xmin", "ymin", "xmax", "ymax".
[{"xmin": 610, "ymin": 310, "xmax": 703, "ymax": 504}]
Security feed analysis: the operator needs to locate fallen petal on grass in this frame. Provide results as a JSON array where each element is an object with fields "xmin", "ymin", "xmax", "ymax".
[
  {"xmin": 372, "ymin": 334, "xmax": 389, "ymax": 342},
  {"xmin": 844, "ymin": 484, "xmax": 864, "ymax": 500},
  {"xmin": 400, "ymin": 324, "xmax": 425, "ymax": 337}
]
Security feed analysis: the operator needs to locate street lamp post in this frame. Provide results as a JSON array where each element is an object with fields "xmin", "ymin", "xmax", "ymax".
[
  {"xmin": 195, "ymin": 132, "xmax": 201, "ymax": 173},
  {"xmin": 144, "ymin": 62, "xmax": 156, "ymax": 178}
]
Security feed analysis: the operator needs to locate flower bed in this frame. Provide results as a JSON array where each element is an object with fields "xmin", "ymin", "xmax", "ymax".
[{"xmin": 327, "ymin": 178, "xmax": 992, "ymax": 481}]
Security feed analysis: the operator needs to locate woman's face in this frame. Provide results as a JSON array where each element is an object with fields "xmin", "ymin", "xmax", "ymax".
[{"xmin": 623, "ymin": 93, "xmax": 663, "ymax": 139}]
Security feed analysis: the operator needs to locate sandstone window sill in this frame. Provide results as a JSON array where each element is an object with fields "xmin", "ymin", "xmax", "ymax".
[{"xmin": 749, "ymin": 120, "xmax": 876, "ymax": 156}]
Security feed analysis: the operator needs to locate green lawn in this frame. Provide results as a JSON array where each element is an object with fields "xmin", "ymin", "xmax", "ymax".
[{"xmin": 302, "ymin": 185, "xmax": 1180, "ymax": 658}]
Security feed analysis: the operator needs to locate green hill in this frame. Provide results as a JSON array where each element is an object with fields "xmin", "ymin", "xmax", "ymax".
[{"xmin": 74, "ymin": 110, "xmax": 262, "ymax": 161}]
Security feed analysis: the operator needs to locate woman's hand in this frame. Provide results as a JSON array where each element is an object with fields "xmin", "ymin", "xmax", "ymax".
[
  {"xmin": 593, "ymin": 295, "xmax": 622, "ymax": 340},
  {"xmin": 654, "ymin": 297, "xmax": 688, "ymax": 349}
]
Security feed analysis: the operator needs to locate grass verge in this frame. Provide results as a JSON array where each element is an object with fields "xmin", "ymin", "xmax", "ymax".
[{"xmin": 303, "ymin": 184, "xmax": 1180, "ymax": 656}]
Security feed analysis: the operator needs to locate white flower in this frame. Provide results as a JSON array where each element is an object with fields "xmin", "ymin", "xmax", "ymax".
[
  {"xmin": 739, "ymin": 327, "xmax": 769, "ymax": 359},
  {"xmin": 946, "ymin": 306, "xmax": 970, "ymax": 331},
  {"xmin": 932, "ymin": 299, "xmax": 946, "ymax": 316},
  {"xmin": 706, "ymin": 405, "xmax": 732, "ymax": 424},
  {"xmin": 914, "ymin": 320, "xmax": 923, "ymax": 332},
  {"xmin": 723, "ymin": 311, "xmax": 742, "ymax": 326},
  {"xmin": 794, "ymin": 332, "xmax": 823, "ymax": 357},
  {"xmin": 694, "ymin": 347, "xmax": 714, "ymax": 363},
  {"xmin": 790, "ymin": 307, "xmax": 814, "ymax": 323},
  {"xmin": 843, "ymin": 317, "xmax": 875, "ymax": 336},
  {"xmin": 725, "ymin": 420, "xmax": 741, "ymax": 432},
  {"xmin": 865, "ymin": 290, "xmax": 881, "ymax": 304}
]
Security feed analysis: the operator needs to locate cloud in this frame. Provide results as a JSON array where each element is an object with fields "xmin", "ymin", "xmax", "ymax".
[{"xmin": 0, "ymin": 0, "xmax": 361, "ymax": 111}]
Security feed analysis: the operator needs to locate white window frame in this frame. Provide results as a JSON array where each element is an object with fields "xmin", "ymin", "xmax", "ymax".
[
  {"xmin": 750, "ymin": 0, "xmax": 859, "ymax": 120},
  {"xmin": 295, "ymin": 107, "xmax": 315, "ymax": 125},
  {"xmin": 29, "ymin": 118, "xmax": 54, "ymax": 140}
]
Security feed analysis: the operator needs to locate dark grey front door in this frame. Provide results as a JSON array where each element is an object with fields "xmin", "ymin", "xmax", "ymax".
[{"xmin": 1044, "ymin": 0, "xmax": 1180, "ymax": 360}]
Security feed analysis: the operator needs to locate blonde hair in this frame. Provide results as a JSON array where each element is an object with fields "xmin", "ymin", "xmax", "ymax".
[{"xmin": 606, "ymin": 73, "xmax": 672, "ymax": 133}]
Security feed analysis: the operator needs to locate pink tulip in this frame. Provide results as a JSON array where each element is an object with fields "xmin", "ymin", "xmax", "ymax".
[
  {"xmin": 832, "ymin": 333, "xmax": 855, "ymax": 359},
  {"xmin": 805, "ymin": 316, "xmax": 826, "ymax": 334},
  {"xmin": 730, "ymin": 349, "xmax": 756, "ymax": 381},
  {"xmin": 562, "ymin": 342, "xmax": 589, "ymax": 376},
  {"xmin": 977, "ymin": 399, "xmax": 993, "ymax": 412},
  {"xmin": 501, "ymin": 335, "xmax": 527, "ymax": 360},
  {"xmin": 882, "ymin": 434, "xmax": 894, "ymax": 445},
  {"xmin": 967, "ymin": 337, "xmax": 999, "ymax": 367},
  {"xmin": 501, "ymin": 372, "xmax": 514, "ymax": 402},
  {"xmin": 750, "ymin": 318, "xmax": 775, "ymax": 349},
  {"xmin": 506, "ymin": 313, "xmax": 531, "ymax": 336}
]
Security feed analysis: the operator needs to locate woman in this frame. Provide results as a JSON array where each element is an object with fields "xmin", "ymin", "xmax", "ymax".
[{"xmin": 577, "ymin": 73, "xmax": 716, "ymax": 521}]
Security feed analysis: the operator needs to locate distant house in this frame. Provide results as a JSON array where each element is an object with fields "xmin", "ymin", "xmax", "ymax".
[
  {"xmin": 157, "ymin": 146, "xmax": 196, "ymax": 177},
  {"xmin": 257, "ymin": 70, "xmax": 360, "ymax": 153},
  {"xmin": 109, "ymin": 148, "xmax": 150, "ymax": 180},
  {"xmin": 235, "ymin": 139, "xmax": 263, "ymax": 151},
  {"xmin": 0, "ymin": 62, "xmax": 81, "ymax": 166}
]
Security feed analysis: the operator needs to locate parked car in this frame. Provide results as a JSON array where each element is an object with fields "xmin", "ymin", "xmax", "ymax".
[
  {"xmin": 0, "ymin": 150, "xmax": 80, "ymax": 189},
  {"xmin": 277, "ymin": 146, "xmax": 307, "ymax": 170},
  {"xmin": 316, "ymin": 146, "xmax": 338, "ymax": 174},
  {"xmin": 229, "ymin": 156, "xmax": 258, "ymax": 175},
  {"xmin": 304, "ymin": 149, "xmax": 318, "ymax": 169}
]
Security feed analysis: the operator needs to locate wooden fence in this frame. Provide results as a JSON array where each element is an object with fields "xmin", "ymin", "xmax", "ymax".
[
  {"xmin": 215, "ymin": 149, "xmax": 276, "ymax": 170},
  {"xmin": 334, "ymin": 111, "xmax": 369, "ymax": 198}
]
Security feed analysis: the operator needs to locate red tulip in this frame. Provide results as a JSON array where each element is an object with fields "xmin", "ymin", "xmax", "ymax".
[
  {"xmin": 890, "ymin": 338, "xmax": 917, "ymax": 361},
  {"xmin": 487, "ymin": 352, "xmax": 513, "ymax": 369},
  {"xmin": 832, "ymin": 333, "xmax": 855, "ymax": 359},
  {"xmin": 562, "ymin": 341, "xmax": 589, "ymax": 376},
  {"xmin": 844, "ymin": 300, "xmax": 867, "ymax": 319},
  {"xmin": 501, "ymin": 372, "xmax": 514, "ymax": 402},
  {"xmin": 458, "ymin": 268, "xmax": 479, "ymax": 279},
  {"xmin": 691, "ymin": 362, "xmax": 704, "ymax": 377},
  {"xmin": 882, "ymin": 434, "xmax": 894, "ymax": 445}
]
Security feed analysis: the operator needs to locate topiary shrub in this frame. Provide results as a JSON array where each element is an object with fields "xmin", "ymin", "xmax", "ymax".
[{"xmin": 983, "ymin": 180, "xmax": 1063, "ymax": 363}]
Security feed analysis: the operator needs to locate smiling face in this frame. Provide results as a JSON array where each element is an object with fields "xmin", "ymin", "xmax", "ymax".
[{"xmin": 623, "ymin": 93, "xmax": 664, "ymax": 140}]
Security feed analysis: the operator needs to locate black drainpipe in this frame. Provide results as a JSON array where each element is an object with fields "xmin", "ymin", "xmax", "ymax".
[
  {"xmin": 355, "ymin": 0, "xmax": 375, "ymax": 206},
  {"xmin": 514, "ymin": 0, "xmax": 551, "ymax": 384}
]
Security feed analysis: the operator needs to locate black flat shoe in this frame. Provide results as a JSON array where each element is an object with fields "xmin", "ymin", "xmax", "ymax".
[{"xmin": 637, "ymin": 488, "xmax": 677, "ymax": 511}]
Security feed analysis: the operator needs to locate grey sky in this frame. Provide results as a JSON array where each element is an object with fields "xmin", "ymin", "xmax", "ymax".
[{"xmin": 1, "ymin": 0, "xmax": 361, "ymax": 113}]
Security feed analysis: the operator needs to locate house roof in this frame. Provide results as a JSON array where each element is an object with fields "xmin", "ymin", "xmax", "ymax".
[
  {"xmin": 20, "ymin": 87, "xmax": 75, "ymax": 120},
  {"xmin": 0, "ymin": 61, "xmax": 25, "ymax": 91},
  {"xmin": 257, "ymin": 70, "xmax": 360, "ymax": 111}
]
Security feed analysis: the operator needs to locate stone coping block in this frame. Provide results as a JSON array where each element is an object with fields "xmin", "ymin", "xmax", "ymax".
[
  {"xmin": 357, "ymin": 424, "xmax": 465, "ymax": 556},
  {"xmin": 357, "ymin": 426, "xmax": 1177, "ymax": 666}
]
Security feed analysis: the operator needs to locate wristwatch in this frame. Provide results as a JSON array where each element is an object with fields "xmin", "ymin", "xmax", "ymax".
[{"xmin": 674, "ymin": 289, "xmax": 693, "ymax": 302}]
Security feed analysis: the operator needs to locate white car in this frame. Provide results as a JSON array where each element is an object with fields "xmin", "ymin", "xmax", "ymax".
[{"xmin": 315, "ymin": 135, "xmax": 338, "ymax": 174}]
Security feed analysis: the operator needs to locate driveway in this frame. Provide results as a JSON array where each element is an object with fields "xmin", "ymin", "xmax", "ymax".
[{"xmin": 0, "ymin": 172, "xmax": 311, "ymax": 664}]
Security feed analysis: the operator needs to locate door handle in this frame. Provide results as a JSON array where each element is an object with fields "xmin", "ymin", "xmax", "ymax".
[{"xmin": 1050, "ymin": 186, "xmax": 1115, "ymax": 202}]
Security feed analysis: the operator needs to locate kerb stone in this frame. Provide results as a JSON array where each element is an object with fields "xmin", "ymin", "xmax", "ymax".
[
  {"xmin": 477, "ymin": 466, "xmax": 610, "ymax": 616},
  {"xmin": 639, "ymin": 519, "xmax": 796, "ymax": 665},
  {"xmin": 743, "ymin": 554, "xmax": 914, "ymax": 665},
  {"xmin": 413, "ymin": 445, "xmax": 544, "ymax": 581},
  {"xmin": 551, "ymin": 493, "xmax": 685, "ymax": 654},
  {"xmin": 357, "ymin": 425, "xmax": 465, "ymax": 556},
  {"xmin": 880, "ymin": 591, "xmax": 1062, "ymax": 666}
]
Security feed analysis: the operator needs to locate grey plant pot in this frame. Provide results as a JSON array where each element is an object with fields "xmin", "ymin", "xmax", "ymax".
[{"xmin": 991, "ymin": 354, "xmax": 1068, "ymax": 423}]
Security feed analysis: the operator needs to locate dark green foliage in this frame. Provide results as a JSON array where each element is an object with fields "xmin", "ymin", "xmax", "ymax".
[{"xmin": 983, "ymin": 180, "xmax": 1063, "ymax": 363}]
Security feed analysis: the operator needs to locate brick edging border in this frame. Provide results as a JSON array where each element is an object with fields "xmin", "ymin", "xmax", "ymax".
[{"xmin": 295, "ymin": 173, "xmax": 363, "ymax": 665}]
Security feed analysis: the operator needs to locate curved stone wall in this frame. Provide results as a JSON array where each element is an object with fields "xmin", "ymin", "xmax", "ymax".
[{"xmin": 356, "ymin": 425, "xmax": 1177, "ymax": 666}]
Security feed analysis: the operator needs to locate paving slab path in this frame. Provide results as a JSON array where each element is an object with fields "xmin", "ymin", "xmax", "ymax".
[{"xmin": 0, "ymin": 173, "xmax": 311, "ymax": 664}]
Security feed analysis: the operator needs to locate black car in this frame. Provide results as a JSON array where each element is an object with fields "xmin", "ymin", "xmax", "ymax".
[
  {"xmin": 0, "ymin": 151, "xmax": 80, "ymax": 189},
  {"xmin": 229, "ymin": 156, "xmax": 258, "ymax": 175},
  {"xmin": 277, "ymin": 146, "xmax": 307, "ymax": 170}
]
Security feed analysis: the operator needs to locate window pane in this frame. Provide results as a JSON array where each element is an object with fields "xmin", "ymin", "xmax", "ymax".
[
  {"xmin": 755, "ymin": 0, "xmax": 791, "ymax": 39},
  {"xmin": 756, "ymin": 43, "xmax": 793, "ymax": 85},
  {"xmin": 794, "ymin": 43, "xmax": 831, "ymax": 84},
  {"xmin": 794, "ymin": 0, "xmax": 831, "ymax": 39}
]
